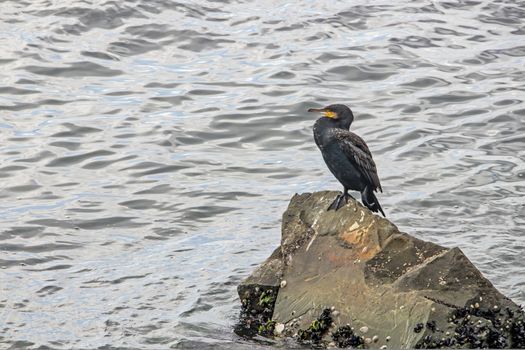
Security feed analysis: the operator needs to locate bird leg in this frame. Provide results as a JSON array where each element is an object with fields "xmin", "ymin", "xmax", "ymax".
[
  {"xmin": 327, "ymin": 194, "xmax": 343, "ymax": 211},
  {"xmin": 327, "ymin": 188, "xmax": 353, "ymax": 211}
]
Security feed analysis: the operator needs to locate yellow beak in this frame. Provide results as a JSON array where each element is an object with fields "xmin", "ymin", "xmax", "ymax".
[{"xmin": 308, "ymin": 108, "xmax": 337, "ymax": 119}]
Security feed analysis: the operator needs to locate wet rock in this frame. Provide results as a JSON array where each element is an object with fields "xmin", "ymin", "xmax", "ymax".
[
  {"xmin": 235, "ymin": 247, "xmax": 282, "ymax": 338},
  {"xmin": 236, "ymin": 191, "xmax": 525, "ymax": 348}
]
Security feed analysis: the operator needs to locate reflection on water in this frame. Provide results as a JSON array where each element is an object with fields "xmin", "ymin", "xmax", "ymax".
[{"xmin": 1, "ymin": 0, "xmax": 524, "ymax": 348}]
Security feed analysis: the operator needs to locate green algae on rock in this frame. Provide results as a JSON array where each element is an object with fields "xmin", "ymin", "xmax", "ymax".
[
  {"xmin": 297, "ymin": 308, "xmax": 333, "ymax": 345},
  {"xmin": 236, "ymin": 191, "xmax": 525, "ymax": 348},
  {"xmin": 332, "ymin": 324, "xmax": 365, "ymax": 348}
]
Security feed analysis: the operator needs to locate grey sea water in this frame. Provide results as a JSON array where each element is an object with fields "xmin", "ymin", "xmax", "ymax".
[{"xmin": 0, "ymin": 0, "xmax": 524, "ymax": 348}]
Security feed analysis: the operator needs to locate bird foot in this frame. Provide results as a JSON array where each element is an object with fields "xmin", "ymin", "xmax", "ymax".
[{"xmin": 327, "ymin": 192, "xmax": 353, "ymax": 211}]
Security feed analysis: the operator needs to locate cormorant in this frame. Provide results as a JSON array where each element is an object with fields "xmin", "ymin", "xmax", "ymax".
[{"xmin": 308, "ymin": 104, "xmax": 385, "ymax": 216}]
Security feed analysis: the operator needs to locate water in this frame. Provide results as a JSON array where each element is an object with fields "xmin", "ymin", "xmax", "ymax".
[{"xmin": 1, "ymin": 0, "xmax": 524, "ymax": 348}]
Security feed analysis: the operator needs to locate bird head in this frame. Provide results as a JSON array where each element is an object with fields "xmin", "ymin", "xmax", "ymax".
[{"xmin": 308, "ymin": 104, "xmax": 354, "ymax": 129}]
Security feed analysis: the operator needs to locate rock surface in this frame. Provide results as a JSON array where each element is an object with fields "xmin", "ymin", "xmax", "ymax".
[{"xmin": 236, "ymin": 191, "xmax": 525, "ymax": 348}]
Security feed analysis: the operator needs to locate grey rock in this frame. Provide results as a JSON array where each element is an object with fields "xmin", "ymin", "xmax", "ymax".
[{"xmin": 237, "ymin": 192, "xmax": 525, "ymax": 348}]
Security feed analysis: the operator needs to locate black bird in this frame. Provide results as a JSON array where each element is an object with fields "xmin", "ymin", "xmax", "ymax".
[{"xmin": 308, "ymin": 104, "xmax": 385, "ymax": 216}]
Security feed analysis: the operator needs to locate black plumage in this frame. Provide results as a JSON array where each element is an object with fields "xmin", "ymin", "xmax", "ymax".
[{"xmin": 308, "ymin": 104, "xmax": 385, "ymax": 216}]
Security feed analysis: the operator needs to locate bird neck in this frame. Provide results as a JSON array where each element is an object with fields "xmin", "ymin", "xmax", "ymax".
[
  {"xmin": 315, "ymin": 117, "xmax": 351, "ymax": 131},
  {"xmin": 314, "ymin": 117, "xmax": 347, "ymax": 148}
]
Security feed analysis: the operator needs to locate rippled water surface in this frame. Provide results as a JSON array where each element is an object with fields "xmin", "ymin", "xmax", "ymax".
[{"xmin": 1, "ymin": 0, "xmax": 524, "ymax": 348}]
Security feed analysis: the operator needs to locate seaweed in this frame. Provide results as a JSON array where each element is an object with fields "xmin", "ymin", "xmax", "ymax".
[
  {"xmin": 257, "ymin": 319, "xmax": 276, "ymax": 337},
  {"xmin": 331, "ymin": 325, "xmax": 364, "ymax": 348},
  {"xmin": 234, "ymin": 285, "xmax": 279, "ymax": 338},
  {"xmin": 297, "ymin": 308, "xmax": 333, "ymax": 345},
  {"xmin": 258, "ymin": 290, "xmax": 275, "ymax": 308}
]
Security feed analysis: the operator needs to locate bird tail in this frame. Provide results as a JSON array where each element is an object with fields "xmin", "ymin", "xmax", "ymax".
[{"xmin": 362, "ymin": 187, "xmax": 385, "ymax": 217}]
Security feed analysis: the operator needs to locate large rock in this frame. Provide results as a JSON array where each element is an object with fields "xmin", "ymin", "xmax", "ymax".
[{"xmin": 236, "ymin": 191, "xmax": 525, "ymax": 349}]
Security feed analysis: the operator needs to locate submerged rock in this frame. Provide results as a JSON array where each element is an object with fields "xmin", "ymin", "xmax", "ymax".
[{"xmin": 236, "ymin": 191, "xmax": 525, "ymax": 349}]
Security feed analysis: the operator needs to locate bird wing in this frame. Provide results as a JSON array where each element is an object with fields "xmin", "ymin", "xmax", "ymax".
[{"xmin": 333, "ymin": 130, "xmax": 383, "ymax": 192}]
